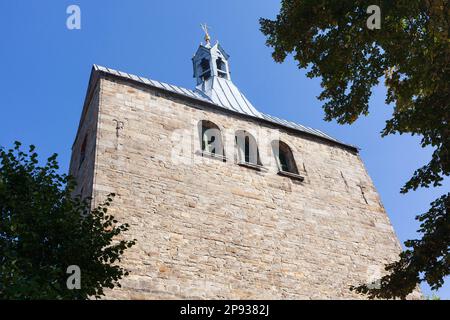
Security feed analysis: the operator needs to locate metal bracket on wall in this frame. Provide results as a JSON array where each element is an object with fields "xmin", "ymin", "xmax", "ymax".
[{"xmin": 113, "ymin": 119, "xmax": 124, "ymax": 138}]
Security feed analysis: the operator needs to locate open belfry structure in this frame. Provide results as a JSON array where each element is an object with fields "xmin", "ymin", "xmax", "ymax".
[{"xmin": 69, "ymin": 32, "xmax": 411, "ymax": 299}]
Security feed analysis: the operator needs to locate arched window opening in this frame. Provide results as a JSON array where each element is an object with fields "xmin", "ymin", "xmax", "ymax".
[
  {"xmin": 244, "ymin": 136, "xmax": 250, "ymax": 163},
  {"xmin": 200, "ymin": 58, "xmax": 211, "ymax": 81},
  {"xmin": 216, "ymin": 58, "xmax": 227, "ymax": 78},
  {"xmin": 272, "ymin": 140, "xmax": 298, "ymax": 174},
  {"xmin": 235, "ymin": 130, "xmax": 261, "ymax": 166},
  {"xmin": 79, "ymin": 135, "xmax": 87, "ymax": 169},
  {"xmin": 198, "ymin": 120, "xmax": 224, "ymax": 158}
]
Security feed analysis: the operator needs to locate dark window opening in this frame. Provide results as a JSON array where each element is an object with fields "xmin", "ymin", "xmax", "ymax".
[
  {"xmin": 235, "ymin": 130, "xmax": 261, "ymax": 166},
  {"xmin": 244, "ymin": 136, "xmax": 250, "ymax": 163},
  {"xmin": 198, "ymin": 120, "xmax": 224, "ymax": 157},
  {"xmin": 79, "ymin": 135, "xmax": 87, "ymax": 169},
  {"xmin": 201, "ymin": 72, "xmax": 211, "ymax": 81},
  {"xmin": 200, "ymin": 58, "xmax": 210, "ymax": 72},
  {"xmin": 272, "ymin": 140, "xmax": 298, "ymax": 174},
  {"xmin": 278, "ymin": 151, "xmax": 289, "ymax": 172},
  {"xmin": 216, "ymin": 58, "xmax": 227, "ymax": 78},
  {"xmin": 200, "ymin": 58, "xmax": 211, "ymax": 80},
  {"xmin": 216, "ymin": 58, "xmax": 224, "ymax": 71}
]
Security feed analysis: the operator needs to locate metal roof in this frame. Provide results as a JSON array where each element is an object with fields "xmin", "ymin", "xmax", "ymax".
[
  {"xmin": 194, "ymin": 76, "xmax": 262, "ymax": 118},
  {"xmin": 92, "ymin": 64, "xmax": 357, "ymax": 150}
]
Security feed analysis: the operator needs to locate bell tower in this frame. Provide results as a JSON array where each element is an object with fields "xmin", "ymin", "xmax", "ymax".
[
  {"xmin": 192, "ymin": 36, "xmax": 231, "ymax": 85},
  {"xmin": 191, "ymin": 24, "xmax": 261, "ymax": 117}
]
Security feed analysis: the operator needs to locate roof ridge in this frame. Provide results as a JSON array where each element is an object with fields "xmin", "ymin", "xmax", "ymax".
[{"xmin": 92, "ymin": 64, "xmax": 357, "ymax": 151}]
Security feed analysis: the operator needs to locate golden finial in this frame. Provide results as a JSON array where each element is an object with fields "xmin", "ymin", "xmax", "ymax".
[{"xmin": 200, "ymin": 23, "xmax": 211, "ymax": 45}]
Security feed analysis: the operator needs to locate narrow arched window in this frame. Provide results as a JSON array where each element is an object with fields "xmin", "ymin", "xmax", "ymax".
[
  {"xmin": 200, "ymin": 58, "xmax": 211, "ymax": 81},
  {"xmin": 198, "ymin": 120, "xmax": 224, "ymax": 157},
  {"xmin": 216, "ymin": 58, "xmax": 225, "ymax": 71},
  {"xmin": 235, "ymin": 130, "xmax": 261, "ymax": 166},
  {"xmin": 216, "ymin": 57, "xmax": 227, "ymax": 79},
  {"xmin": 272, "ymin": 140, "xmax": 298, "ymax": 174},
  {"xmin": 79, "ymin": 135, "xmax": 87, "ymax": 169}
]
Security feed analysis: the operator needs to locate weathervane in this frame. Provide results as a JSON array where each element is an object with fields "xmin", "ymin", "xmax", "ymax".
[{"xmin": 200, "ymin": 23, "xmax": 211, "ymax": 45}]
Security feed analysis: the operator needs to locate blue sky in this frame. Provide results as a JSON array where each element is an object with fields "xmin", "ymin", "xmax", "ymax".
[{"xmin": 0, "ymin": 1, "xmax": 448, "ymax": 298}]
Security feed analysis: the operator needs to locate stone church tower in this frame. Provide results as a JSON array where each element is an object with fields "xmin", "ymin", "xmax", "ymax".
[{"xmin": 69, "ymin": 35, "xmax": 407, "ymax": 299}]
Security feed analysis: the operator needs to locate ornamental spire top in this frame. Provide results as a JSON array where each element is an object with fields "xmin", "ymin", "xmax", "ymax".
[
  {"xmin": 200, "ymin": 23, "xmax": 211, "ymax": 46},
  {"xmin": 191, "ymin": 30, "xmax": 262, "ymax": 118}
]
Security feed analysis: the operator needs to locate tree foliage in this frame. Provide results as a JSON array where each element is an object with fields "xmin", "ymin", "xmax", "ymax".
[
  {"xmin": 351, "ymin": 193, "xmax": 449, "ymax": 299},
  {"xmin": 0, "ymin": 142, "xmax": 136, "ymax": 299},
  {"xmin": 260, "ymin": 0, "xmax": 449, "ymax": 298}
]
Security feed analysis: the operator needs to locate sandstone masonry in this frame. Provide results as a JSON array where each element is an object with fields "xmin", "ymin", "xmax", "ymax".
[{"xmin": 69, "ymin": 59, "xmax": 418, "ymax": 299}]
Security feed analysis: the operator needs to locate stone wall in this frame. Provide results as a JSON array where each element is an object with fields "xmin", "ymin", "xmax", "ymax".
[
  {"xmin": 69, "ymin": 81, "xmax": 100, "ymax": 199},
  {"xmin": 71, "ymin": 74, "xmax": 416, "ymax": 299}
]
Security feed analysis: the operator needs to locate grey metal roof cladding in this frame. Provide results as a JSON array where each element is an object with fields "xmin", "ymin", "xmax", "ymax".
[
  {"xmin": 92, "ymin": 64, "xmax": 357, "ymax": 151},
  {"xmin": 192, "ymin": 42, "xmax": 263, "ymax": 119}
]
